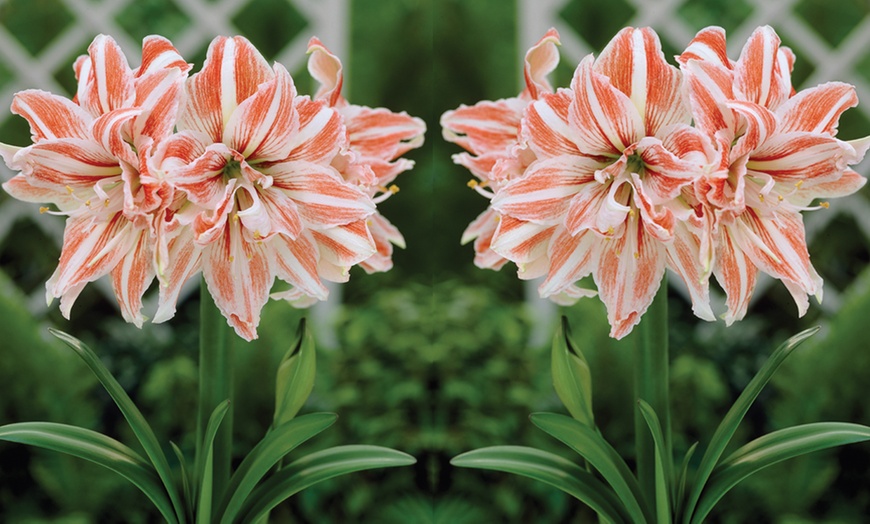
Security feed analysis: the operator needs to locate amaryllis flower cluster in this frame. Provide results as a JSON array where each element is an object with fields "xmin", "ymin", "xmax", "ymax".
[
  {"xmin": 1, "ymin": 35, "xmax": 425, "ymax": 340},
  {"xmin": 443, "ymin": 26, "xmax": 868, "ymax": 339}
]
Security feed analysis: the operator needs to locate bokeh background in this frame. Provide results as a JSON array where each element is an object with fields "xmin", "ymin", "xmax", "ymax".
[{"xmin": 1, "ymin": 0, "xmax": 870, "ymax": 522}]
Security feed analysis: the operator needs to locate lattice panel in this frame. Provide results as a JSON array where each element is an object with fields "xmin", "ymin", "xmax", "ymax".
[
  {"xmin": 0, "ymin": 0, "xmax": 348, "ymax": 318},
  {"xmin": 520, "ymin": 0, "xmax": 870, "ymax": 318}
]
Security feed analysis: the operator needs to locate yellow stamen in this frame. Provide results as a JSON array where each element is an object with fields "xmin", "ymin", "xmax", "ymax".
[
  {"xmin": 247, "ymin": 252, "xmax": 253, "ymax": 260},
  {"xmin": 633, "ymin": 252, "xmax": 640, "ymax": 259},
  {"xmin": 229, "ymin": 255, "xmax": 235, "ymax": 262},
  {"xmin": 104, "ymin": 199, "xmax": 110, "ymax": 207},
  {"xmin": 232, "ymin": 213, "xmax": 240, "ymax": 223},
  {"xmin": 795, "ymin": 180, "xmax": 804, "ymax": 189},
  {"xmin": 388, "ymin": 184, "xmax": 400, "ymax": 194},
  {"xmin": 84, "ymin": 199, "xmax": 91, "ymax": 207},
  {"xmin": 615, "ymin": 250, "xmax": 622, "ymax": 256},
  {"xmin": 628, "ymin": 208, "xmax": 636, "ymax": 217},
  {"xmin": 467, "ymin": 179, "xmax": 479, "ymax": 189},
  {"xmin": 494, "ymin": 214, "xmax": 500, "ymax": 222},
  {"xmin": 39, "ymin": 206, "xmax": 49, "ymax": 214},
  {"xmin": 758, "ymin": 193, "xmax": 765, "ymax": 202},
  {"xmin": 65, "ymin": 185, "xmax": 74, "ymax": 194},
  {"xmin": 607, "ymin": 226, "xmax": 614, "ymax": 236},
  {"xmin": 778, "ymin": 195, "xmax": 784, "ymax": 202},
  {"xmin": 820, "ymin": 201, "xmax": 830, "ymax": 209}
]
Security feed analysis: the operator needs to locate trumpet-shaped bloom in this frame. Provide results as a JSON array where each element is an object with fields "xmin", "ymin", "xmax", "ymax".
[
  {"xmin": 679, "ymin": 26, "xmax": 869, "ymax": 323},
  {"xmin": 154, "ymin": 36, "xmax": 378, "ymax": 339},
  {"xmin": 306, "ymin": 37, "xmax": 426, "ymax": 273},
  {"xmin": 491, "ymin": 28, "xmax": 715, "ymax": 338},
  {"xmin": 441, "ymin": 29, "xmax": 563, "ymax": 273},
  {"xmin": 1, "ymin": 35, "xmax": 189, "ymax": 326}
]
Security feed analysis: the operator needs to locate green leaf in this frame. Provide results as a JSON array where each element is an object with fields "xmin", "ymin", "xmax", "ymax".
[
  {"xmin": 552, "ymin": 317, "xmax": 594, "ymax": 427},
  {"xmin": 637, "ymin": 400, "xmax": 671, "ymax": 524},
  {"xmin": 170, "ymin": 441, "xmax": 194, "ymax": 523},
  {"xmin": 452, "ymin": 445, "xmax": 629, "ymax": 524},
  {"xmin": 217, "ymin": 412, "xmax": 337, "ymax": 524},
  {"xmin": 49, "ymin": 329, "xmax": 185, "ymax": 523},
  {"xmin": 273, "ymin": 318, "xmax": 316, "ymax": 427},
  {"xmin": 681, "ymin": 326, "xmax": 819, "ymax": 524},
  {"xmin": 692, "ymin": 422, "xmax": 870, "ymax": 523},
  {"xmin": 674, "ymin": 442, "xmax": 698, "ymax": 520},
  {"xmin": 237, "ymin": 445, "xmax": 416, "ymax": 523},
  {"xmin": 531, "ymin": 413, "xmax": 651, "ymax": 524},
  {"xmin": 0, "ymin": 422, "xmax": 177, "ymax": 523},
  {"xmin": 197, "ymin": 400, "xmax": 230, "ymax": 524}
]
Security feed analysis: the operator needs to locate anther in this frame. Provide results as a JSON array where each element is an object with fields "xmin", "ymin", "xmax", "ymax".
[
  {"xmin": 633, "ymin": 252, "xmax": 640, "ymax": 259},
  {"xmin": 820, "ymin": 201, "xmax": 830, "ymax": 209},
  {"xmin": 795, "ymin": 180, "xmax": 804, "ymax": 189},
  {"xmin": 65, "ymin": 185, "xmax": 74, "ymax": 194},
  {"xmin": 467, "ymin": 179, "xmax": 479, "ymax": 189},
  {"xmin": 104, "ymin": 199, "xmax": 110, "ymax": 207},
  {"xmin": 389, "ymin": 185, "xmax": 400, "ymax": 194},
  {"xmin": 39, "ymin": 206, "xmax": 49, "ymax": 214}
]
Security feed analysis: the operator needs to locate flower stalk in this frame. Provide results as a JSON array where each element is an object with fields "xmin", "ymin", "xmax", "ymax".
[
  {"xmin": 197, "ymin": 280, "xmax": 235, "ymax": 505},
  {"xmin": 632, "ymin": 278, "xmax": 671, "ymax": 507}
]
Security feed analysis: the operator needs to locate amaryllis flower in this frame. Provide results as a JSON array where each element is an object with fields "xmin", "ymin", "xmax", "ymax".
[
  {"xmin": 491, "ymin": 27, "xmax": 716, "ymax": 338},
  {"xmin": 441, "ymin": 29, "xmax": 562, "ymax": 272},
  {"xmin": 307, "ymin": 37, "xmax": 426, "ymax": 273},
  {"xmin": 151, "ymin": 36, "xmax": 377, "ymax": 340},
  {"xmin": 679, "ymin": 26, "xmax": 869, "ymax": 323},
  {"xmin": 1, "ymin": 35, "xmax": 189, "ymax": 326}
]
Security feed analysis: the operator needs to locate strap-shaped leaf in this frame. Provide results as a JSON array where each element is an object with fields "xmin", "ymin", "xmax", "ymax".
[
  {"xmin": 217, "ymin": 412, "xmax": 337, "ymax": 524},
  {"xmin": 673, "ymin": 442, "xmax": 697, "ymax": 520},
  {"xmin": 170, "ymin": 441, "xmax": 194, "ymax": 524},
  {"xmin": 681, "ymin": 327, "xmax": 818, "ymax": 524},
  {"xmin": 0, "ymin": 422, "xmax": 176, "ymax": 523},
  {"xmin": 552, "ymin": 317, "xmax": 594, "ymax": 426},
  {"xmin": 49, "ymin": 328, "xmax": 185, "ymax": 523},
  {"xmin": 273, "ymin": 319, "xmax": 316, "ymax": 427},
  {"xmin": 637, "ymin": 400, "xmax": 671, "ymax": 524},
  {"xmin": 452, "ymin": 445, "xmax": 628, "ymax": 524},
  {"xmin": 692, "ymin": 422, "xmax": 870, "ymax": 523},
  {"xmin": 197, "ymin": 400, "xmax": 231, "ymax": 524},
  {"xmin": 531, "ymin": 413, "xmax": 651, "ymax": 524},
  {"xmin": 237, "ymin": 445, "xmax": 416, "ymax": 523}
]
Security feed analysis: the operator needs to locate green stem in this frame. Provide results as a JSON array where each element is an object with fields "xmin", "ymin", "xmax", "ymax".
[
  {"xmin": 197, "ymin": 280, "xmax": 235, "ymax": 513},
  {"xmin": 633, "ymin": 278, "xmax": 671, "ymax": 514}
]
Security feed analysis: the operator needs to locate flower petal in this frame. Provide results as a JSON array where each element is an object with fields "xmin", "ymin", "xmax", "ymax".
[
  {"xmin": 569, "ymin": 55, "xmax": 644, "ymax": 155},
  {"xmin": 522, "ymin": 28, "xmax": 561, "ymax": 99},
  {"xmin": 490, "ymin": 214, "xmax": 556, "ymax": 265},
  {"xmin": 360, "ymin": 213, "xmax": 405, "ymax": 273},
  {"xmin": 666, "ymin": 221, "xmax": 715, "ymax": 321},
  {"xmin": 440, "ymin": 99, "xmax": 524, "ymax": 155},
  {"xmin": 138, "ymin": 35, "xmax": 191, "ymax": 77},
  {"xmin": 462, "ymin": 208, "xmax": 509, "ymax": 270},
  {"xmin": 492, "ymin": 154, "xmax": 600, "ymax": 225},
  {"xmin": 75, "ymin": 35, "xmax": 135, "ymax": 117},
  {"xmin": 678, "ymin": 26, "xmax": 731, "ymax": 69},
  {"xmin": 154, "ymin": 226, "xmax": 202, "ymax": 323},
  {"xmin": 733, "ymin": 26, "xmax": 793, "ymax": 111},
  {"xmin": 746, "ymin": 132, "xmax": 851, "ymax": 185},
  {"xmin": 594, "ymin": 27, "xmax": 690, "ymax": 135},
  {"xmin": 271, "ymin": 231, "xmax": 329, "ymax": 301},
  {"xmin": 110, "ymin": 230, "xmax": 155, "ymax": 327},
  {"xmin": 178, "ymin": 36, "xmax": 273, "ymax": 141},
  {"xmin": 681, "ymin": 59, "xmax": 735, "ymax": 137},
  {"xmin": 283, "ymin": 96, "xmax": 345, "ymax": 164},
  {"xmin": 565, "ymin": 177, "xmax": 631, "ymax": 236},
  {"xmin": 727, "ymin": 100, "xmax": 777, "ymax": 161},
  {"xmin": 524, "ymin": 90, "xmax": 583, "ymax": 158},
  {"xmin": 307, "ymin": 37, "xmax": 345, "ymax": 107},
  {"xmin": 539, "ymin": 227, "xmax": 598, "ymax": 298},
  {"xmin": 776, "ymin": 82, "xmax": 858, "ymax": 135},
  {"xmin": 169, "ymin": 142, "xmax": 237, "ymax": 208},
  {"xmin": 2, "ymin": 173, "xmax": 79, "ymax": 208},
  {"xmin": 344, "ymin": 105, "xmax": 426, "ymax": 160},
  {"xmin": 713, "ymin": 225, "xmax": 758, "ymax": 325},
  {"xmin": 133, "ymin": 67, "xmax": 187, "ymax": 143},
  {"xmin": 310, "ymin": 219, "xmax": 376, "ymax": 269},
  {"xmin": 202, "ymin": 218, "xmax": 273, "ymax": 340},
  {"xmin": 11, "ymin": 90, "xmax": 91, "ymax": 141},
  {"xmin": 18, "ymin": 138, "xmax": 121, "ymax": 192}
]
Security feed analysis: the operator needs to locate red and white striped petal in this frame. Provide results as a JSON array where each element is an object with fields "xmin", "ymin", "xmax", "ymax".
[
  {"xmin": 713, "ymin": 226, "xmax": 757, "ymax": 325},
  {"xmin": 178, "ymin": 36, "xmax": 273, "ymax": 141},
  {"xmin": 733, "ymin": 209, "xmax": 822, "ymax": 313},
  {"xmin": 11, "ymin": 90, "xmax": 91, "ymax": 141},
  {"xmin": 792, "ymin": 168, "xmax": 866, "ymax": 204},
  {"xmin": 169, "ymin": 142, "xmax": 237, "ymax": 207},
  {"xmin": 310, "ymin": 219, "xmax": 376, "ymax": 270},
  {"xmin": 565, "ymin": 178, "xmax": 631, "ymax": 237},
  {"xmin": 733, "ymin": 26, "xmax": 793, "ymax": 111},
  {"xmin": 344, "ymin": 105, "xmax": 426, "ymax": 161},
  {"xmin": 92, "ymin": 107, "xmax": 141, "ymax": 166},
  {"xmin": 727, "ymin": 100, "xmax": 777, "ymax": 161},
  {"xmin": 666, "ymin": 221, "xmax": 715, "ymax": 321},
  {"xmin": 593, "ymin": 216, "xmax": 667, "ymax": 339},
  {"xmin": 138, "ymin": 35, "xmax": 191, "ymax": 77},
  {"xmin": 307, "ymin": 37, "xmax": 345, "ymax": 107},
  {"xmin": 539, "ymin": 227, "xmax": 599, "ymax": 298},
  {"xmin": 681, "ymin": 59, "xmax": 736, "ymax": 137},
  {"xmin": 635, "ymin": 133, "xmax": 706, "ymax": 204},
  {"xmin": 154, "ymin": 227, "xmax": 202, "ymax": 323},
  {"xmin": 521, "ymin": 28, "xmax": 561, "ymax": 100},
  {"xmin": 202, "ymin": 218, "xmax": 273, "ymax": 340},
  {"xmin": 268, "ymin": 161, "xmax": 374, "ymax": 228},
  {"xmin": 453, "ymin": 152, "xmax": 501, "ymax": 181},
  {"xmin": 631, "ymin": 175, "xmax": 675, "ymax": 241},
  {"xmin": 224, "ymin": 64, "xmax": 299, "ymax": 162},
  {"xmin": 283, "ymin": 96, "xmax": 344, "ymax": 164},
  {"xmin": 46, "ymin": 213, "xmax": 136, "ymax": 315},
  {"xmin": 110, "ymin": 229, "xmax": 155, "ymax": 327},
  {"xmin": 594, "ymin": 27, "xmax": 690, "ymax": 136},
  {"xmin": 242, "ymin": 183, "xmax": 303, "ymax": 240},
  {"xmin": 133, "ymin": 67, "xmax": 186, "ymax": 143},
  {"xmin": 75, "ymin": 35, "xmax": 135, "ymax": 117},
  {"xmin": 271, "ymin": 231, "xmax": 329, "ymax": 301},
  {"xmin": 746, "ymin": 132, "xmax": 850, "ymax": 185},
  {"xmin": 490, "ymin": 214, "xmax": 555, "ymax": 265},
  {"xmin": 19, "ymin": 138, "xmax": 121, "ymax": 191},
  {"xmin": 440, "ymin": 99, "xmax": 524, "ymax": 155},
  {"xmin": 461, "ymin": 209, "xmax": 509, "ymax": 270},
  {"xmin": 492, "ymin": 155, "xmax": 599, "ymax": 225},
  {"xmin": 360, "ymin": 213, "xmax": 405, "ymax": 273},
  {"xmin": 569, "ymin": 55, "xmax": 644, "ymax": 155},
  {"xmin": 776, "ymin": 82, "xmax": 857, "ymax": 135},
  {"xmin": 678, "ymin": 26, "xmax": 732, "ymax": 69},
  {"xmin": 2, "ymin": 173, "xmax": 79, "ymax": 209},
  {"xmin": 524, "ymin": 90, "xmax": 583, "ymax": 158}
]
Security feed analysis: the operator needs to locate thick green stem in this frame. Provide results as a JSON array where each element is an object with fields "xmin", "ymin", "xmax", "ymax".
[
  {"xmin": 633, "ymin": 279, "xmax": 671, "ymax": 510},
  {"xmin": 197, "ymin": 281, "xmax": 235, "ymax": 510}
]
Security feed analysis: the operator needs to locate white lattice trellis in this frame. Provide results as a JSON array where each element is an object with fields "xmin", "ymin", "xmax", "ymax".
[
  {"xmin": 0, "ymin": 0, "xmax": 348, "ymax": 325},
  {"xmin": 520, "ymin": 0, "xmax": 870, "ymax": 326}
]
